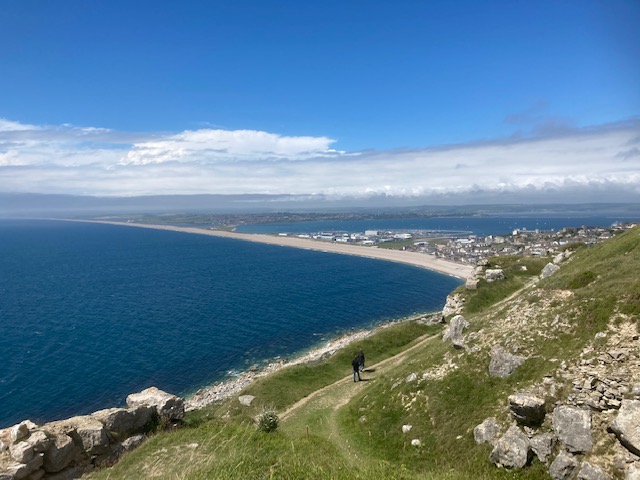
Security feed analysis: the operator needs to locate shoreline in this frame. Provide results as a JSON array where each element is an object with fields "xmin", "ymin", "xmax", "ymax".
[
  {"xmin": 65, "ymin": 219, "xmax": 475, "ymax": 279},
  {"xmin": 184, "ymin": 312, "xmax": 441, "ymax": 411}
]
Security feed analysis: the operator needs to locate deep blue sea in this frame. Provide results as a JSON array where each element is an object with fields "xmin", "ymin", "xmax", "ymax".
[
  {"xmin": 0, "ymin": 220, "xmax": 462, "ymax": 427},
  {"xmin": 235, "ymin": 215, "xmax": 636, "ymax": 235}
]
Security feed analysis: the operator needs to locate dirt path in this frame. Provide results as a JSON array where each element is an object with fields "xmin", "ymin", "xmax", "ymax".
[{"xmin": 278, "ymin": 331, "xmax": 439, "ymax": 465}]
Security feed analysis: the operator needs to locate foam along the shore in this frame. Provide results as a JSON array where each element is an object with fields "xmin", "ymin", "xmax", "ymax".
[{"xmin": 73, "ymin": 220, "xmax": 475, "ymax": 279}]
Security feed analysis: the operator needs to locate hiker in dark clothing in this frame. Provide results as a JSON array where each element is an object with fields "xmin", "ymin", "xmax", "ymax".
[
  {"xmin": 358, "ymin": 350, "xmax": 365, "ymax": 372},
  {"xmin": 352, "ymin": 355, "xmax": 361, "ymax": 382}
]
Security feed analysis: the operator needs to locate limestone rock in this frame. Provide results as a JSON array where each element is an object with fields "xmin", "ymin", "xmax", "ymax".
[
  {"xmin": 473, "ymin": 417, "xmax": 500, "ymax": 445},
  {"xmin": 489, "ymin": 347, "xmax": 525, "ymax": 378},
  {"xmin": 44, "ymin": 416, "xmax": 109, "ymax": 455},
  {"xmin": 126, "ymin": 387, "xmax": 185, "ymax": 421},
  {"xmin": 8, "ymin": 440, "xmax": 34, "ymax": 464},
  {"xmin": 410, "ymin": 439, "xmax": 421, "ymax": 447},
  {"xmin": 549, "ymin": 452, "xmax": 578, "ymax": 480},
  {"xmin": 405, "ymin": 373, "xmax": 417, "ymax": 383},
  {"xmin": 610, "ymin": 399, "xmax": 640, "ymax": 456},
  {"xmin": 466, "ymin": 277, "xmax": 478, "ymax": 290},
  {"xmin": 485, "ymin": 269, "xmax": 505, "ymax": 282},
  {"xmin": 93, "ymin": 406, "xmax": 155, "ymax": 435},
  {"xmin": 577, "ymin": 461, "xmax": 609, "ymax": 480},
  {"xmin": 25, "ymin": 431, "xmax": 51, "ymax": 454},
  {"xmin": 238, "ymin": 395, "xmax": 255, "ymax": 406},
  {"xmin": 42, "ymin": 435, "xmax": 80, "ymax": 473},
  {"xmin": 402, "ymin": 425, "xmax": 412, "ymax": 433},
  {"xmin": 552, "ymin": 406, "xmax": 593, "ymax": 453},
  {"xmin": 442, "ymin": 293, "xmax": 465, "ymax": 317},
  {"xmin": 443, "ymin": 315, "xmax": 469, "ymax": 349},
  {"xmin": 121, "ymin": 434, "xmax": 147, "ymax": 452},
  {"xmin": 509, "ymin": 393, "xmax": 546, "ymax": 426},
  {"xmin": 489, "ymin": 424, "xmax": 531, "ymax": 469},
  {"xmin": 530, "ymin": 433, "xmax": 554, "ymax": 464},
  {"xmin": 541, "ymin": 263, "xmax": 560, "ymax": 279}
]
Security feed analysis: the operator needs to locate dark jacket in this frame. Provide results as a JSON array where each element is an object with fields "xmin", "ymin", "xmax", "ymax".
[{"xmin": 352, "ymin": 357, "xmax": 360, "ymax": 370}]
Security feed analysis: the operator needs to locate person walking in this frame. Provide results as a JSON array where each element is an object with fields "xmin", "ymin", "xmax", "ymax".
[
  {"xmin": 352, "ymin": 355, "xmax": 361, "ymax": 382},
  {"xmin": 358, "ymin": 349, "xmax": 365, "ymax": 372}
]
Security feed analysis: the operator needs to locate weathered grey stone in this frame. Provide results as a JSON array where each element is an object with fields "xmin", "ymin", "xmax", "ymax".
[
  {"xmin": 443, "ymin": 315, "xmax": 469, "ymax": 349},
  {"xmin": 25, "ymin": 431, "xmax": 50, "ymax": 454},
  {"xmin": 238, "ymin": 395, "xmax": 255, "ymax": 406},
  {"xmin": 121, "ymin": 434, "xmax": 147, "ymax": 452},
  {"xmin": 577, "ymin": 461, "xmax": 609, "ymax": 480},
  {"xmin": 44, "ymin": 466, "xmax": 86, "ymax": 480},
  {"xmin": 8, "ymin": 422, "xmax": 30, "ymax": 444},
  {"xmin": 473, "ymin": 417, "xmax": 500, "ymax": 444},
  {"xmin": 631, "ymin": 384, "xmax": 640, "ymax": 399},
  {"xmin": 442, "ymin": 293, "xmax": 465, "ymax": 316},
  {"xmin": 8, "ymin": 441, "xmax": 34, "ymax": 464},
  {"xmin": 44, "ymin": 416, "xmax": 109, "ymax": 455},
  {"xmin": 530, "ymin": 433, "xmax": 554, "ymax": 464},
  {"xmin": 489, "ymin": 424, "xmax": 531, "ymax": 469},
  {"xmin": 126, "ymin": 387, "xmax": 185, "ymax": 421},
  {"xmin": 552, "ymin": 406, "xmax": 593, "ymax": 453},
  {"xmin": 485, "ymin": 269, "xmax": 505, "ymax": 282},
  {"xmin": 610, "ymin": 400, "xmax": 640, "ymax": 456},
  {"xmin": 42, "ymin": 435, "xmax": 79, "ymax": 473},
  {"xmin": 466, "ymin": 277, "xmax": 478, "ymax": 290},
  {"xmin": 402, "ymin": 425, "xmax": 412, "ymax": 433},
  {"xmin": 509, "ymin": 393, "xmax": 546, "ymax": 426},
  {"xmin": 4, "ymin": 453, "xmax": 43, "ymax": 480},
  {"xmin": 541, "ymin": 263, "xmax": 560, "ymax": 279},
  {"xmin": 405, "ymin": 373, "xmax": 417, "ymax": 383},
  {"xmin": 93, "ymin": 406, "xmax": 155, "ymax": 435},
  {"xmin": 549, "ymin": 452, "xmax": 578, "ymax": 480},
  {"xmin": 489, "ymin": 347, "xmax": 525, "ymax": 378}
]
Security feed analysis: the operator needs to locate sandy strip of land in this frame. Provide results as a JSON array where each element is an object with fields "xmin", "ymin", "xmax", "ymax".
[{"xmin": 73, "ymin": 220, "xmax": 474, "ymax": 279}]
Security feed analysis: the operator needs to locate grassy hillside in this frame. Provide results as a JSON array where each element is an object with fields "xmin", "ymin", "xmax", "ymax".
[{"xmin": 88, "ymin": 225, "xmax": 640, "ymax": 479}]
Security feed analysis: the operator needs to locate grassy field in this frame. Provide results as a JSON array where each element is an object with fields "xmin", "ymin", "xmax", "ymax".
[{"xmin": 88, "ymin": 226, "xmax": 640, "ymax": 480}]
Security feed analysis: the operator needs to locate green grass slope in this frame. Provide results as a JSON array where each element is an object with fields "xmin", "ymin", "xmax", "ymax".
[{"xmin": 88, "ymin": 225, "xmax": 640, "ymax": 480}]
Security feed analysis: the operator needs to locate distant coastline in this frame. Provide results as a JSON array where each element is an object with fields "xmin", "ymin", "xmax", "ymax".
[{"xmin": 68, "ymin": 220, "xmax": 475, "ymax": 279}]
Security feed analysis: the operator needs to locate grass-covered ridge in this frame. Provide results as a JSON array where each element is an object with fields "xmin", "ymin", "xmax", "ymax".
[{"xmin": 88, "ymin": 225, "xmax": 640, "ymax": 479}]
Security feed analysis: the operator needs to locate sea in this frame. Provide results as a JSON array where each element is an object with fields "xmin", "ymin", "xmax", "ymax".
[{"xmin": 0, "ymin": 219, "xmax": 462, "ymax": 427}]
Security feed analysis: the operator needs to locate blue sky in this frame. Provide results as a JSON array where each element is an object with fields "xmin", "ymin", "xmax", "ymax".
[{"xmin": 1, "ymin": 0, "xmax": 639, "ymax": 202}]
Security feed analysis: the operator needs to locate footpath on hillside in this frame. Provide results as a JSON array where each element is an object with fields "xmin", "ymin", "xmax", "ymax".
[{"xmin": 278, "ymin": 332, "xmax": 440, "ymax": 465}]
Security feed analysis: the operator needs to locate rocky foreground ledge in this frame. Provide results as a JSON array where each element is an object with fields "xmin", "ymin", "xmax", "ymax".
[{"xmin": 0, "ymin": 387, "xmax": 185, "ymax": 480}]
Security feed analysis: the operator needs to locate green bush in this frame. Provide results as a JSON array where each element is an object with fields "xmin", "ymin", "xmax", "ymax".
[{"xmin": 257, "ymin": 408, "xmax": 279, "ymax": 433}]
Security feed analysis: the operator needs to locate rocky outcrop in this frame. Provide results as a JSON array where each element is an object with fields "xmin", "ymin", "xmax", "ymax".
[
  {"xmin": 442, "ymin": 293, "xmax": 465, "ymax": 317},
  {"xmin": 609, "ymin": 400, "xmax": 640, "ymax": 456},
  {"xmin": 552, "ymin": 406, "xmax": 593, "ymax": 453},
  {"xmin": 489, "ymin": 424, "xmax": 531, "ymax": 468},
  {"xmin": 126, "ymin": 386, "xmax": 185, "ymax": 421},
  {"xmin": 443, "ymin": 315, "xmax": 469, "ymax": 349},
  {"xmin": 473, "ymin": 417, "xmax": 500, "ymax": 444},
  {"xmin": 508, "ymin": 393, "xmax": 546, "ymax": 426},
  {"xmin": 0, "ymin": 387, "xmax": 184, "ymax": 480},
  {"xmin": 549, "ymin": 451, "xmax": 578, "ymax": 480},
  {"xmin": 485, "ymin": 269, "xmax": 505, "ymax": 282},
  {"xmin": 489, "ymin": 346, "xmax": 525, "ymax": 378},
  {"xmin": 541, "ymin": 263, "xmax": 560, "ymax": 279}
]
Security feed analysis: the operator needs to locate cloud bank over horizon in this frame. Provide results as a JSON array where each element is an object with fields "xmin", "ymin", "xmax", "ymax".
[{"xmin": 1, "ymin": 117, "xmax": 639, "ymax": 204}]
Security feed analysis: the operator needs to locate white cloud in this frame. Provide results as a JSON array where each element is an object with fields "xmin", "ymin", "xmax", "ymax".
[{"xmin": 0, "ymin": 117, "xmax": 639, "ymax": 203}]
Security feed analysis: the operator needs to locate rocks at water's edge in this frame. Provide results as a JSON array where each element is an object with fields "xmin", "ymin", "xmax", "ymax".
[{"xmin": 0, "ymin": 386, "xmax": 184, "ymax": 480}]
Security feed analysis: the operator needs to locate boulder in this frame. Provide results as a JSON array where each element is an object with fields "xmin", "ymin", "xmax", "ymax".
[
  {"xmin": 549, "ymin": 452, "xmax": 578, "ymax": 480},
  {"xmin": 442, "ymin": 293, "xmax": 465, "ymax": 317},
  {"xmin": 466, "ymin": 277, "xmax": 478, "ymax": 290},
  {"xmin": 44, "ymin": 416, "xmax": 109, "ymax": 455},
  {"xmin": 126, "ymin": 387, "xmax": 185, "ymax": 421},
  {"xmin": 489, "ymin": 424, "xmax": 531, "ymax": 469},
  {"xmin": 121, "ymin": 434, "xmax": 147, "ymax": 452},
  {"xmin": 541, "ymin": 263, "xmax": 560, "ymax": 279},
  {"xmin": 610, "ymin": 399, "xmax": 640, "ymax": 456},
  {"xmin": 238, "ymin": 395, "xmax": 255, "ymax": 407},
  {"xmin": 42, "ymin": 435, "xmax": 80, "ymax": 473},
  {"xmin": 489, "ymin": 347, "xmax": 525, "ymax": 378},
  {"xmin": 552, "ymin": 406, "xmax": 593, "ymax": 453},
  {"xmin": 473, "ymin": 417, "xmax": 500, "ymax": 444},
  {"xmin": 93, "ymin": 406, "xmax": 155, "ymax": 435},
  {"xmin": 443, "ymin": 315, "xmax": 469, "ymax": 349},
  {"xmin": 530, "ymin": 433, "xmax": 554, "ymax": 464},
  {"xmin": 509, "ymin": 393, "xmax": 546, "ymax": 426},
  {"xmin": 577, "ymin": 461, "xmax": 609, "ymax": 480},
  {"xmin": 8, "ymin": 440, "xmax": 34, "ymax": 464},
  {"xmin": 485, "ymin": 269, "xmax": 505, "ymax": 282},
  {"xmin": 25, "ymin": 431, "xmax": 51, "ymax": 454}
]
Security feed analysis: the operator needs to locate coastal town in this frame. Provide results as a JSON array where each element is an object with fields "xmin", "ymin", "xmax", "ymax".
[{"xmin": 271, "ymin": 222, "xmax": 638, "ymax": 265}]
